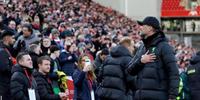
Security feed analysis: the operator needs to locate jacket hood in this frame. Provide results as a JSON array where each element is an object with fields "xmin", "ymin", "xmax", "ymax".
[
  {"xmin": 190, "ymin": 51, "xmax": 200, "ymax": 65},
  {"xmin": 110, "ymin": 45, "xmax": 132, "ymax": 57}
]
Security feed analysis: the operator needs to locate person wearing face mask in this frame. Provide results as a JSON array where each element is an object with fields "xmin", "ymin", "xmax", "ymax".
[{"xmin": 127, "ymin": 16, "xmax": 179, "ymax": 100}]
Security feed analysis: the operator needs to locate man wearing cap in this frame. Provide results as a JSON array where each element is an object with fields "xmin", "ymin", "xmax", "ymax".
[
  {"xmin": 0, "ymin": 30, "xmax": 15, "ymax": 100},
  {"xmin": 127, "ymin": 16, "xmax": 179, "ymax": 100}
]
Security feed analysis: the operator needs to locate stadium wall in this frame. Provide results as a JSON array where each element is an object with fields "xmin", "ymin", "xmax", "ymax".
[{"xmin": 93, "ymin": 0, "xmax": 162, "ymax": 20}]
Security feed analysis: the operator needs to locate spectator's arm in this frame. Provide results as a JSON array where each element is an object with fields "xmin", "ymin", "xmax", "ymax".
[
  {"xmin": 127, "ymin": 44, "xmax": 145, "ymax": 76},
  {"xmin": 71, "ymin": 53, "xmax": 78, "ymax": 62},
  {"xmin": 126, "ymin": 56, "xmax": 144, "ymax": 76},
  {"xmin": 72, "ymin": 69, "xmax": 86, "ymax": 87},
  {"xmin": 59, "ymin": 53, "xmax": 76, "ymax": 64}
]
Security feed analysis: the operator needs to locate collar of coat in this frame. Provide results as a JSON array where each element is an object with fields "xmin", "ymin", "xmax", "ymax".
[{"xmin": 142, "ymin": 30, "xmax": 167, "ymax": 49}]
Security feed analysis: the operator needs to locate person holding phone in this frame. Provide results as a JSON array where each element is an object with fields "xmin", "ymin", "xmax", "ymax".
[{"xmin": 72, "ymin": 54, "xmax": 98, "ymax": 100}]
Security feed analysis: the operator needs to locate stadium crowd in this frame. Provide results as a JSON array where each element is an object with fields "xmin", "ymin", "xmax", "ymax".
[{"xmin": 0, "ymin": 0, "xmax": 198, "ymax": 100}]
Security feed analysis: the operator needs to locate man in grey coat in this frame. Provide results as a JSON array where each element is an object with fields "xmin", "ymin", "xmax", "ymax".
[{"xmin": 14, "ymin": 24, "xmax": 40, "ymax": 52}]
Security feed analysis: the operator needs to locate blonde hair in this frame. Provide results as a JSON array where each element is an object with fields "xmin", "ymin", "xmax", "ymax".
[{"xmin": 119, "ymin": 37, "xmax": 132, "ymax": 46}]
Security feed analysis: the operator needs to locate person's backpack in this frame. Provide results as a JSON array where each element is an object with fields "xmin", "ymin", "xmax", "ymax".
[{"xmin": 176, "ymin": 71, "xmax": 191, "ymax": 100}]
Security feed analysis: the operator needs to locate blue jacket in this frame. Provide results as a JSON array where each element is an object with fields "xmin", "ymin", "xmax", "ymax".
[
  {"xmin": 72, "ymin": 69, "xmax": 98, "ymax": 100},
  {"xmin": 59, "ymin": 51, "xmax": 77, "ymax": 76}
]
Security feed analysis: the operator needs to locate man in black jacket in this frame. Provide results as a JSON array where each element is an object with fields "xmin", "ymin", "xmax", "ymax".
[
  {"xmin": 10, "ymin": 52, "xmax": 40, "ymax": 100},
  {"xmin": 96, "ymin": 37, "xmax": 135, "ymax": 100},
  {"xmin": 0, "ymin": 30, "xmax": 15, "ymax": 100},
  {"xmin": 187, "ymin": 51, "xmax": 200, "ymax": 100},
  {"xmin": 127, "ymin": 16, "xmax": 179, "ymax": 100},
  {"xmin": 94, "ymin": 48, "xmax": 109, "ymax": 80},
  {"xmin": 33, "ymin": 56, "xmax": 67, "ymax": 100}
]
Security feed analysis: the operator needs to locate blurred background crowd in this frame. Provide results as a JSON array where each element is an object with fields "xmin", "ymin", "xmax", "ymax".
[
  {"xmin": 0, "ymin": 0, "xmax": 196, "ymax": 72},
  {"xmin": 0, "ymin": 0, "xmax": 198, "ymax": 99}
]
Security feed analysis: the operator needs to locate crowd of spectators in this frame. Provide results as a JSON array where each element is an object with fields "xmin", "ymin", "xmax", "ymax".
[
  {"xmin": 169, "ymin": 39, "xmax": 196, "ymax": 72},
  {"xmin": 0, "ymin": 0, "xmax": 198, "ymax": 99},
  {"xmin": 0, "ymin": 0, "xmax": 197, "ymax": 79}
]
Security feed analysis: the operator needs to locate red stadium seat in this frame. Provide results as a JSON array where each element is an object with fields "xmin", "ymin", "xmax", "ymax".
[{"xmin": 161, "ymin": 0, "xmax": 198, "ymax": 16}]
